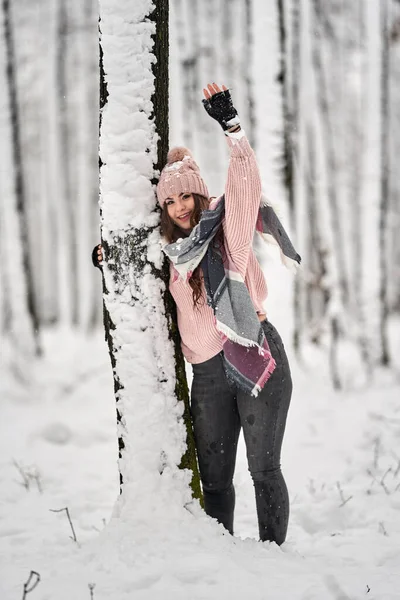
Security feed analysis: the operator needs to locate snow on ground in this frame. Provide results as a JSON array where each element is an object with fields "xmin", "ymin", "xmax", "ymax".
[{"xmin": 1, "ymin": 318, "xmax": 400, "ymax": 599}]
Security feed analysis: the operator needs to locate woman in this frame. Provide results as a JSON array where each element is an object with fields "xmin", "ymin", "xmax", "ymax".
[{"xmin": 94, "ymin": 83, "xmax": 298, "ymax": 545}]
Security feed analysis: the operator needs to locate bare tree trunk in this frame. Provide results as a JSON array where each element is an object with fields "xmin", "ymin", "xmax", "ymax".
[
  {"xmin": 276, "ymin": 0, "xmax": 294, "ymax": 213},
  {"xmin": 306, "ymin": 122, "xmax": 341, "ymax": 389},
  {"xmin": 196, "ymin": 0, "xmax": 222, "ymax": 193},
  {"xmin": 379, "ymin": 0, "xmax": 391, "ymax": 366},
  {"xmin": 174, "ymin": 0, "xmax": 194, "ymax": 148},
  {"xmin": 243, "ymin": 0, "xmax": 256, "ymax": 148},
  {"xmin": 187, "ymin": 0, "xmax": 200, "ymax": 155},
  {"xmin": 352, "ymin": 0, "xmax": 370, "ymax": 372},
  {"xmin": 84, "ymin": 0, "xmax": 102, "ymax": 332},
  {"xmin": 311, "ymin": 0, "xmax": 349, "ymax": 309},
  {"xmin": 56, "ymin": 0, "xmax": 79, "ymax": 326},
  {"xmin": 306, "ymin": 125, "xmax": 329, "ymax": 324},
  {"xmin": 291, "ymin": 0, "xmax": 302, "ymax": 355},
  {"xmin": 277, "ymin": 0, "xmax": 303, "ymax": 354},
  {"xmin": 99, "ymin": 0, "xmax": 202, "ymax": 502},
  {"xmin": 388, "ymin": 9, "xmax": 400, "ymax": 315},
  {"xmin": 290, "ymin": 0, "xmax": 301, "ymax": 209},
  {"xmin": 3, "ymin": 0, "xmax": 40, "ymax": 355}
]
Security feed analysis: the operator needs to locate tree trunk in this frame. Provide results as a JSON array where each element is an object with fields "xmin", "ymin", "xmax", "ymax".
[
  {"xmin": 379, "ymin": 0, "xmax": 391, "ymax": 366},
  {"xmin": 3, "ymin": 0, "xmax": 40, "ymax": 355},
  {"xmin": 56, "ymin": 0, "xmax": 79, "ymax": 326},
  {"xmin": 99, "ymin": 0, "xmax": 202, "ymax": 504},
  {"xmin": 243, "ymin": 0, "xmax": 256, "ymax": 148},
  {"xmin": 173, "ymin": 0, "xmax": 194, "ymax": 148},
  {"xmin": 291, "ymin": 0, "xmax": 302, "ymax": 355},
  {"xmin": 311, "ymin": 0, "xmax": 349, "ymax": 309}
]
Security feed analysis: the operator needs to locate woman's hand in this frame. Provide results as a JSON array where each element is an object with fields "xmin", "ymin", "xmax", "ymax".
[
  {"xmin": 202, "ymin": 82, "xmax": 240, "ymax": 132},
  {"xmin": 202, "ymin": 82, "xmax": 228, "ymax": 100},
  {"xmin": 92, "ymin": 244, "xmax": 103, "ymax": 269}
]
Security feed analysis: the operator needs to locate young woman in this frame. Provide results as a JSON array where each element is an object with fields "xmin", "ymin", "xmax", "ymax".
[{"xmin": 94, "ymin": 83, "xmax": 298, "ymax": 546}]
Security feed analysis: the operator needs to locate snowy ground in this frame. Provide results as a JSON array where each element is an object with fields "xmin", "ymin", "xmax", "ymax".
[{"xmin": 1, "ymin": 308, "xmax": 400, "ymax": 600}]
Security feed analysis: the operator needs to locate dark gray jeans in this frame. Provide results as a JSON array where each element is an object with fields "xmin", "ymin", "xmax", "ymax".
[{"xmin": 190, "ymin": 320, "xmax": 292, "ymax": 545}]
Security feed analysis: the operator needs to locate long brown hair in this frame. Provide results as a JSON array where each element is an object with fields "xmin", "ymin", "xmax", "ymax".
[{"xmin": 161, "ymin": 193, "xmax": 210, "ymax": 307}]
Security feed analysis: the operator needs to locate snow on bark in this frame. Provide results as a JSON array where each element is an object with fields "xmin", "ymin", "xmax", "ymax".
[{"xmin": 99, "ymin": 0, "xmax": 193, "ymax": 514}]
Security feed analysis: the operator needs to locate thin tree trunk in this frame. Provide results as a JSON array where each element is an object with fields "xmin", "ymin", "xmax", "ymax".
[
  {"xmin": 276, "ymin": 0, "xmax": 294, "ymax": 214},
  {"xmin": 196, "ymin": 0, "xmax": 222, "ymax": 193},
  {"xmin": 306, "ymin": 122, "xmax": 341, "ymax": 389},
  {"xmin": 174, "ymin": 0, "xmax": 194, "ymax": 148},
  {"xmin": 277, "ymin": 0, "xmax": 294, "ymax": 214},
  {"xmin": 244, "ymin": 0, "xmax": 256, "ymax": 148},
  {"xmin": 311, "ymin": 0, "xmax": 349, "ymax": 308},
  {"xmin": 85, "ymin": 0, "xmax": 102, "ymax": 332},
  {"xmin": 56, "ymin": 0, "xmax": 79, "ymax": 326},
  {"xmin": 306, "ymin": 125, "xmax": 329, "ymax": 323},
  {"xmin": 277, "ymin": 0, "xmax": 303, "ymax": 354},
  {"xmin": 187, "ymin": 0, "xmax": 200, "ymax": 155},
  {"xmin": 291, "ymin": 0, "xmax": 302, "ymax": 355},
  {"xmin": 379, "ymin": 0, "xmax": 390, "ymax": 366},
  {"xmin": 352, "ymin": 0, "xmax": 370, "ymax": 372},
  {"xmin": 3, "ymin": 0, "xmax": 40, "ymax": 355}
]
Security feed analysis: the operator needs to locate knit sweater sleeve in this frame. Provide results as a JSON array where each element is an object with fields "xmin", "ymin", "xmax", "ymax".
[{"xmin": 222, "ymin": 133, "xmax": 262, "ymax": 278}]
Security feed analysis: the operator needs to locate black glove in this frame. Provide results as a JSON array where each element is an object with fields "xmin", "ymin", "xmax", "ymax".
[
  {"xmin": 92, "ymin": 244, "xmax": 102, "ymax": 269},
  {"xmin": 202, "ymin": 89, "xmax": 240, "ymax": 131}
]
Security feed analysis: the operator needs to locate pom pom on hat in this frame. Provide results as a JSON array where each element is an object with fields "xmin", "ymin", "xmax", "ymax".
[
  {"xmin": 156, "ymin": 145, "xmax": 209, "ymax": 207},
  {"xmin": 167, "ymin": 146, "xmax": 193, "ymax": 164}
]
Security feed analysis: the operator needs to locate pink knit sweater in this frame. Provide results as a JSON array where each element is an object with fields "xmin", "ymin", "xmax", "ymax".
[{"xmin": 169, "ymin": 134, "xmax": 268, "ymax": 364}]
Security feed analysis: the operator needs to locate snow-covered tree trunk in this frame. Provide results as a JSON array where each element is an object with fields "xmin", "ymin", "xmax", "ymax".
[{"xmin": 99, "ymin": 0, "xmax": 202, "ymax": 505}]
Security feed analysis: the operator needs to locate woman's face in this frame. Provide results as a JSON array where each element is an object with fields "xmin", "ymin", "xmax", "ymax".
[{"xmin": 165, "ymin": 192, "xmax": 195, "ymax": 230}]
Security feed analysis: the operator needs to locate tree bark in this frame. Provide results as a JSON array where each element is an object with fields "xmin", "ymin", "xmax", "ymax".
[
  {"xmin": 3, "ymin": 0, "xmax": 40, "ymax": 355},
  {"xmin": 276, "ymin": 0, "xmax": 294, "ymax": 213},
  {"xmin": 311, "ymin": 0, "xmax": 349, "ymax": 309},
  {"xmin": 379, "ymin": 0, "xmax": 391, "ymax": 366},
  {"xmin": 56, "ymin": 0, "xmax": 79, "ymax": 326},
  {"xmin": 99, "ymin": 0, "xmax": 202, "ymax": 503},
  {"xmin": 291, "ymin": 0, "xmax": 302, "ymax": 355},
  {"xmin": 243, "ymin": 0, "xmax": 256, "ymax": 148}
]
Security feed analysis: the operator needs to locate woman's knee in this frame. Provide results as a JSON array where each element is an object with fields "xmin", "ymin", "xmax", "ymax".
[
  {"xmin": 250, "ymin": 465, "xmax": 282, "ymax": 483},
  {"xmin": 200, "ymin": 462, "xmax": 235, "ymax": 493}
]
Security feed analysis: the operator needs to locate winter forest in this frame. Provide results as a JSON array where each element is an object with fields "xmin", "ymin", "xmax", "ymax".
[{"xmin": 1, "ymin": 0, "xmax": 400, "ymax": 598}]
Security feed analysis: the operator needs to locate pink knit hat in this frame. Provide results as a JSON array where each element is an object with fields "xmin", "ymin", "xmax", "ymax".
[{"xmin": 156, "ymin": 147, "xmax": 209, "ymax": 208}]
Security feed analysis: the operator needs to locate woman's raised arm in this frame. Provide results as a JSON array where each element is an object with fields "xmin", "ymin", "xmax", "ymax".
[{"xmin": 202, "ymin": 83, "xmax": 261, "ymax": 278}]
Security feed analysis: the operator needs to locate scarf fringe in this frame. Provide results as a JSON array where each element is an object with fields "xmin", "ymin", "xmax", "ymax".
[
  {"xmin": 259, "ymin": 232, "xmax": 301, "ymax": 272},
  {"xmin": 250, "ymin": 355, "xmax": 276, "ymax": 397},
  {"xmin": 216, "ymin": 319, "xmax": 270, "ymax": 357},
  {"xmin": 216, "ymin": 320, "xmax": 260, "ymax": 349}
]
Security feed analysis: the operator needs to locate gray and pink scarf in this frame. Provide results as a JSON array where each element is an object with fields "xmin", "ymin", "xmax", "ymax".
[{"xmin": 163, "ymin": 194, "xmax": 301, "ymax": 397}]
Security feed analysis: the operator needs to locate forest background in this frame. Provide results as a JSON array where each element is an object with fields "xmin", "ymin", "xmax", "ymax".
[
  {"xmin": 1, "ymin": 0, "xmax": 400, "ymax": 385},
  {"xmin": 1, "ymin": 0, "xmax": 400, "ymax": 598}
]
